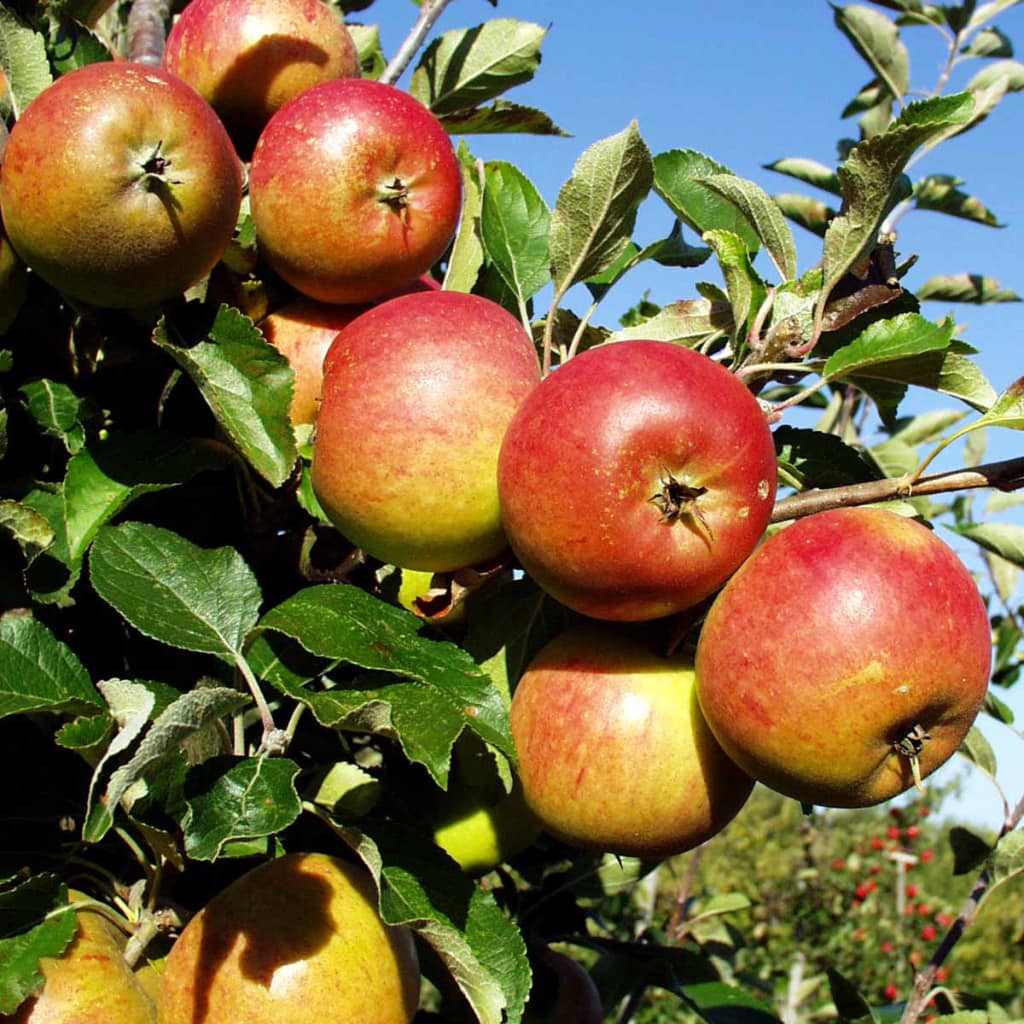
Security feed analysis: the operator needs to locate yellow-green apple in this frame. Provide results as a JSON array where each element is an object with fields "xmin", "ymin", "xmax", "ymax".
[
  {"xmin": 163, "ymin": 0, "xmax": 359, "ymax": 155},
  {"xmin": 248, "ymin": 78, "xmax": 462, "ymax": 304},
  {"xmin": 510, "ymin": 625, "xmax": 754, "ymax": 858},
  {"xmin": 158, "ymin": 852, "xmax": 419, "ymax": 1024},
  {"xmin": 10, "ymin": 897, "xmax": 156, "ymax": 1023},
  {"xmin": 695, "ymin": 506, "xmax": 992, "ymax": 807},
  {"xmin": 523, "ymin": 949, "xmax": 603, "ymax": 1024},
  {"xmin": 311, "ymin": 290, "xmax": 540, "ymax": 571},
  {"xmin": 497, "ymin": 340, "xmax": 777, "ymax": 621},
  {"xmin": 258, "ymin": 298, "xmax": 368, "ymax": 428},
  {"xmin": 0, "ymin": 63, "xmax": 242, "ymax": 310}
]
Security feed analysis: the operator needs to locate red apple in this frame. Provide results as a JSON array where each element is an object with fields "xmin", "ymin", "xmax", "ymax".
[
  {"xmin": 510, "ymin": 624, "xmax": 754, "ymax": 859},
  {"xmin": 695, "ymin": 507, "xmax": 992, "ymax": 808},
  {"xmin": 311, "ymin": 290, "xmax": 540, "ymax": 571},
  {"xmin": 497, "ymin": 340, "xmax": 777, "ymax": 621},
  {"xmin": 0, "ymin": 63, "xmax": 242, "ymax": 310},
  {"xmin": 158, "ymin": 852, "xmax": 419, "ymax": 1024},
  {"xmin": 163, "ymin": 0, "xmax": 360, "ymax": 155},
  {"xmin": 258, "ymin": 298, "xmax": 367, "ymax": 427},
  {"xmin": 523, "ymin": 949, "xmax": 603, "ymax": 1024},
  {"xmin": 249, "ymin": 79, "xmax": 462, "ymax": 304}
]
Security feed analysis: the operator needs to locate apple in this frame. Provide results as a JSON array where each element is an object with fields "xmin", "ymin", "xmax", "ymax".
[
  {"xmin": 163, "ymin": 0, "xmax": 360, "ymax": 155},
  {"xmin": 497, "ymin": 339, "xmax": 777, "ymax": 621},
  {"xmin": 311, "ymin": 290, "xmax": 541, "ymax": 571},
  {"xmin": 249, "ymin": 78, "xmax": 462, "ymax": 304},
  {"xmin": 523, "ymin": 949, "xmax": 602, "ymax": 1024},
  {"xmin": 10, "ymin": 897, "xmax": 156, "ymax": 1023},
  {"xmin": 0, "ymin": 63, "xmax": 242, "ymax": 311},
  {"xmin": 695, "ymin": 507, "xmax": 992, "ymax": 808},
  {"xmin": 258, "ymin": 298, "xmax": 368, "ymax": 427},
  {"xmin": 158, "ymin": 852, "xmax": 419, "ymax": 1024},
  {"xmin": 432, "ymin": 781, "xmax": 542, "ymax": 875},
  {"xmin": 510, "ymin": 624, "xmax": 755, "ymax": 859}
]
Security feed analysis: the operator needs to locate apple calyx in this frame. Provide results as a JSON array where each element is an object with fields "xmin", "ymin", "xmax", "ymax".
[
  {"xmin": 135, "ymin": 140, "xmax": 182, "ymax": 191},
  {"xmin": 893, "ymin": 722, "xmax": 931, "ymax": 792},
  {"xmin": 649, "ymin": 470, "xmax": 714, "ymax": 544},
  {"xmin": 379, "ymin": 177, "xmax": 411, "ymax": 215}
]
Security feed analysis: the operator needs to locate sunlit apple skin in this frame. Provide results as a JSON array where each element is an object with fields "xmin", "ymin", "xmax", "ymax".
[
  {"xmin": 158, "ymin": 853, "xmax": 419, "ymax": 1024},
  {"xmin": 311, "ymin": 291, "xmax": 540, "ymax": 571},
  {"xmin": 259, "ymin": 298, "xmax": 368, "ymax": 427},
  {"xmin": 523, "ymin": 949, "xmax": 603, "ymax": 1024},
  {"xmin": 497, "ymin": 340, "xmax": 777, "ymax": 621},
  {"xmin": 510, "ymin": 625, "xmax": 755, "ymax": 858},
  {"xmin": 249, "ymin": 78, "xmax": 462, "ymax": 304},
  {"xmin": 163, "ymin": 0, "xmax": 359, "ymax": 155},
  {"xmin": 11, "ymin": 899, "xmax": 156, "ymax": 1023},
  {"xmin": 695, "ymin": 507, "xmax": 992, "ymax": 808},
  {"xmin": 0, "ymin": 63, "xmax": 242, "ymax": 310}
]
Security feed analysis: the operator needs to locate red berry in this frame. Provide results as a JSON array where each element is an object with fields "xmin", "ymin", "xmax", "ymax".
[
  {"xmin": 935, "ymin": 968, "xmax": 948, "ymax": 982},
  {"xmin": 921, "ymin": 849, "xmax": 934, "ymax": 863},
  {"xmin": 904, "ymin": 904, "xmax": 918, "ymax": 916},
  {"xmin": 936, "ymin": 912, "xmax": 954, "ymax": 928},
  {"xmin": 906, "ymin": 883, "xmax": 919, "ymax": 898},
  {"xmin": 906, "ymin": 825, "xmax": 920, "ymax": 840},
  {"xmin": 909, "ymin": 951, "xmax": 923, "ymax": 966},
  {"xmin": 855, "ymin": 884, "xmax": 870, "ymax": 900},
  {"xmin": 870, "ymin": 837, "xmax": 885, "ymax": 851},
  {"xmin": 880, "ymin": 940, "xmax": 894, "ymax": 955},
  {"xmin": 869, "ymin": 864, "xmax": 882, "ymax": 875},
  {"xmin": 867, "ymin": 879, "xmax": 878, "ymax": 893},
  {"xmin": 884, "ymin": 983, "xmax": 899, "ymax": 1002},
  {"xmin": 921, "ymin": 924, "xmax": 938, "ymax": 941},
  {"xmin": 888, "ymin": 826, "xmax": 901, "ymax": 840},
  {"xmin": 833, "ymin": 858, "xmax": 846, "ymax": 871},
  {"xmin": 918, "ymin": 903, "xmax": 932, "ymax": 917},
  {"xmin": 919, "ymin": 806, "xmax": 931, "ymax": 819}
]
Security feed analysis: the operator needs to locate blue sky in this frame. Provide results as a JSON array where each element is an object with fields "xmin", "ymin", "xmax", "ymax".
[{"xmin": 365, "ymin": 0, "xmax": 1023, "ymax": 828}]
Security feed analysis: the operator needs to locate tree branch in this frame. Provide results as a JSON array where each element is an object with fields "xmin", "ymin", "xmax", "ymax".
[
  {"xmin": 125, "ymin": 0, "xmax": 170, "ymax": 65},
  {"xmin": 379, "ymin": 0, "xmax": 456, "ymax": 86},
  {"xmin": 770, "ymin": 456, "xmax": 1024, "ymax": 524}
]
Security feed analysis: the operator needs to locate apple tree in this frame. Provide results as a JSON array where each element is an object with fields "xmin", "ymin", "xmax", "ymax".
[{"xmin": 0, "ymin": 1, "xmax": 1022, "ymax": 1022}]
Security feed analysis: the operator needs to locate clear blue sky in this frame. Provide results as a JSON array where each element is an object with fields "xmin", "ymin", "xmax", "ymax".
[{"xmin": 367, "ymin": 0, "xmax": 1023, "ymax": 828}]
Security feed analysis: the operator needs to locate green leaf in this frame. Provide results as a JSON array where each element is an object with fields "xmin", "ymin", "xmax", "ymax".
[
  {"xmin": 256, "ymin": 585, "xmax": 513, "ymax": 777},
  {"xmin": 19, "ymin": 379, "xmax": 86, "ymax": 454},
  {"xmin": 444, "ymin": 141, "xmax": 485, "ymax": 293},
  {"xmin": 0, "ymin": 876, "xmax": 77, "ymax": 1016},
  {"xmin": 0, "ymin": 6, "xmax": 52, "ymax": 119},
  {"xmin": 549, "ymin": 121, "xmax": 654, "ymax": 292},
  {"xmin": 83, "ymin": 686, "xmax": 249, "ymax": 842},
  {"xmin": 967, "ymin": 1, "xmax": 1024, "ymax": 33},
  {"xmin": 818, "ymin": 94, "xmax": 976, "ymax": 326},
  {"xmin": 480, "ymin": 161, "xmax": 551, "ymax": 306},
  {"xmin": 340, "ymin": 823, "xmax": 531, "ymax": 1024},
  {"xmin": 681, "ymin": 979, "xmax": 783, "ymax": 1023},
  {"xmin": 45, "ymin": 9, "xmax": 112, "ymax": 74},
  {"xmin": 154, "ymin": 303, "xmax": 297, "ymax": 488},
  {"xmin": 183, "ymin": 756, "xmax": 302, "ymax": 861},
  {"xmin": 985, "ymin": 830, "xmax": 1024, "ymax": 903},
  {"xmin": 832, "ymin": 4, "xmax": 910, "ymax": 102},
  {"xmin": 0, "ymin": 613, "xmax": 101, "ymax": 720},
  {"xmin": 438, "ymin": 100, "xmax": 568, "ymax": 136},
  {"xmin": 975, "ymin": 375, "xmax": 1024, "ymax": 429},
  {"xmin": 773, "ymin": 193, "xmax": 838, "ymax": 238},
  {"xmin": 916, "ymin": 274, "xmax": 1021, "ymax": 303},
  {"xmin": 654, "ymin": 150, "xmax": 761, "ymax": 253},
  {"xmin": 90, "ymin": 522, "xmax": 262, "ymax": 660},
  {"xmin": 696, "ymin": 174, "xmax": 798, "ymax": 281},
  {"xmin": 823, "ymin": 312, "xmax": 954, "ymax": 380},
  {"xmin": 347, "ymin": 23, "xmax": 385, "ymax": 79},
  {"xmin": 703, "ymin": 229, "xmax": 768, "ymax": 339},
  {"xmin": 983, "ymin": 689, "xmax": 1015, "ymax": 725},
  {"xmin": 949, "ymin": 825, "xmax": 993, "ymax": 875},
  {"xmin": 827, "ymin": 966, "xmax": 877, "ymax": 1023},
  {"xmin": 914, "ymin": 174, "xmax": 1002, "ymax": 226},
  {"xmin": 609, "ymin": 298, "xmax": 734, "ymax": 346},
  {"xmin": 957, "ymin": 725, "xmax": 998, "ymax": 779},
  {"xmin": 410, "ymin": 19, "xmax": 546, "ymax": 116},
  {"xmin": 954, "ymin": 522, "xmax": 1024, "ymax": 568},
  {"xmin": 774, "ymin": 426, "xmax": 883, "ymax": 489},
  {"xmin": 639, "ymin": 221, "xmax": 714, "ymax": 268},
  {"xmin": 764, "ymin": 157, "xmax": 843, "ymax": 196}
]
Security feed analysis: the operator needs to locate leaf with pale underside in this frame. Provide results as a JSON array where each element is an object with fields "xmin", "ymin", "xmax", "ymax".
[
  {"xmin": 773, "ymin": 193, "xmax": 837, "ymax": 238},
  {"xmin": 438, "ymin": 100, "xmax": 568, "ymax": 137},
  {"xmin": 702, "ymin": 229, "xmax": 768, "ymax": 339},
  {"xmin": 953, "ymin": 522, "xmax": 1024, "ymax": 569},
  {"xmin": 609, "ymin": 298, "xmax": 734, "ymax": 347},
  {"xmin": 549, "ymin": 122, "xmax": 654, "ymax": 293},
  {"xmin": 832, "ymin": 4, "xmax": 910, "ymax": 103},
  {"xmin": 696, "ymin": 174, "xmax": 797, "ymax": 281},
  {"xmin": 444, "ymin": 141, "xmax": 485, "ymax": 294},
  {"xmin": 974, "ymin": 375, "xmax": 1024, "ymax": 429},
  {"xmin": 764, "ymin": 157, "xmax": 842, "ymax": 195},
  {"xmin": 914, "ymin": 174, "xmax": 1003, "ymax": 226},
  {"xmin": 916, "ymin": 274, "xmax": 1021, "ymax": 303},
  {"xmin": 0, "ymin": 6, "xmax": 52, "ymax": 119}
]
